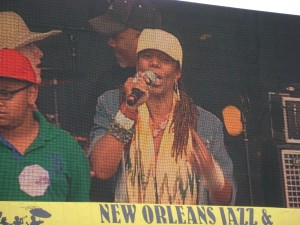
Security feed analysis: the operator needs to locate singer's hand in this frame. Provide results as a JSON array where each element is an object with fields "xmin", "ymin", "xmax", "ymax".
[
  {"xmin": 190, "ymin": 128, "xmax": 215, "ymax": 179},
  {"xmin": 190, "ymin": 128, "xmax": 225, "ymax": 191},
  {"xmin": 124, "ymin": 73, "xmax": 150, "ymax": 108},
  {"xmin": 191, "ymin": 129, "xmax": 233, "ymax": 205}
]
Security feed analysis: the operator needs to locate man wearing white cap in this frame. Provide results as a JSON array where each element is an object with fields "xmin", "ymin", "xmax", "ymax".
[
  {"xmin": 90, "ymin": 29, "xmax": 236, "ymax": 205},
  {"xmin": 0, "ymin": 11, "xmax": 62, "ymax": 83},
  {"xmin": 87, "ymin": 0, "xmax": 162, "ymax": 202}
]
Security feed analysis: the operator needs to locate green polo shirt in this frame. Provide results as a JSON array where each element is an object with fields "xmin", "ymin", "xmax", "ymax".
[{"xmin": 0, "ymin": 112, "xmax": 90, "ymax": 201}]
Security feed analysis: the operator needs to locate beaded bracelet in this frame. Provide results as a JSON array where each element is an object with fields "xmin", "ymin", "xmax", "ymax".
[{"xmin": 108, "ymin": 121, "xmax": 134, "ymax": 143}]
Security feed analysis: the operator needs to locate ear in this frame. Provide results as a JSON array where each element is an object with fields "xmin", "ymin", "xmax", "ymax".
[
  {"xmin": 175, "ymin": 69, "xmax": 182, "ymax": 82},
  {"xmin": 27, "ymin": 85, "xmax": 38, "ymax": 106}
]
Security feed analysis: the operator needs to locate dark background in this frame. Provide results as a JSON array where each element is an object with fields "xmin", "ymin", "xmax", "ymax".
[{"xmin": 2, "ymin": 0, "xmax": 300, "ymax": 206}]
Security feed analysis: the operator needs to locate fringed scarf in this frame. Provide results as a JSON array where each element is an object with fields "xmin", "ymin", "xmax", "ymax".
[{"xmin": 126, "ymin": 95, "xmax": 197, "ymax": 204}]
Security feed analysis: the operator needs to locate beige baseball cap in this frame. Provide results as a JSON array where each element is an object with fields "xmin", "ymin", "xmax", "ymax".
[
  {"xmin": 137, "ymin": 29, "xmax": 183, "ymax": 68},
  {"xmin": 0, "ymin": 11, "xmax": 62, "ymax": 49}
]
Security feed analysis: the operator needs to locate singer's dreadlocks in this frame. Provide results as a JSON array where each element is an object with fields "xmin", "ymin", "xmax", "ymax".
[{"xmin": 171, "ymin": 78, "xmax": 198, "ymax": 160}]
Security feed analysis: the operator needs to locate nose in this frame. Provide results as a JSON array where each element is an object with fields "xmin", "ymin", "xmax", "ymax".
[
  {"xmin": 149, "ymin": 56, "xmax": 160, "ymax": 68},
  {"xmin": 34, "ymin": 45, "xmax": 44, "ymax": 58},
  {"xmin": 32, "ymin": 45, "xmax": 44, "ymax": 59},
  {"xmin": 107, "ymin": 37, "xmax": 116, "ymax": 48}
]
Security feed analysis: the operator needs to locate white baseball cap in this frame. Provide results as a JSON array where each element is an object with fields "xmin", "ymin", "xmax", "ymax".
[{"xmin": 137, "ymin": 29, "xmax": 183, "ymax": 68}]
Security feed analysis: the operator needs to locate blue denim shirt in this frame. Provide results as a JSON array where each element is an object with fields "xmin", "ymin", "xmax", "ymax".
[{"xmin": 90, "ymin": 89, "xmax": 236, "ymax": 205}]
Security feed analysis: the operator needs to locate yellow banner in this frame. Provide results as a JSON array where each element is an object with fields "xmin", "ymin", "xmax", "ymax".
[{"xmin": 0, "ymin": 202, "xmax": 299, "ymax": 225}]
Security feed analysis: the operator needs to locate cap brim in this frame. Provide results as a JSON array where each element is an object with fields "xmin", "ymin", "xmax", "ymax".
[
  {"xmin": 16, "ymin": 30, "xmax": 62, "ymax": 49},
  {"xmin": 88, "ymin": 15, "xmax": 126, "ymax": 36},
  {"xmin": 0, "ymin": 75, "xmax": 38, "ymax": 85}
]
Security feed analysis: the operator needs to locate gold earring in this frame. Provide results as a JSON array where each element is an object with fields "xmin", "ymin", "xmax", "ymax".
[{"xmin": 174, "ymin": 81, "xmax": 180, "ymax": 100}]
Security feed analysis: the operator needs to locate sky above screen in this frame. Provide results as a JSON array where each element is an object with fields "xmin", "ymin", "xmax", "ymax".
[{"xmin": 177, "ymin": 0, "xmax": 300, "ymax": 16}]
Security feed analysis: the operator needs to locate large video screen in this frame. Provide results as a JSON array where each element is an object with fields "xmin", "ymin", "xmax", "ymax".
[{"xmin": 1, "ymin": 0, "xmax": 300, "ymax": 208}]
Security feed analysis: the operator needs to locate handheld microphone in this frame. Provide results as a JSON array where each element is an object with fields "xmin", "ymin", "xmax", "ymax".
[{"xmin": 126, "ymin": 71, "xmax": 157, "ymax": 106}]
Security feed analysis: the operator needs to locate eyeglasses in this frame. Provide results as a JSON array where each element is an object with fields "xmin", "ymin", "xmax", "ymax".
[{"xmin": 0, "ymin": 84, "xmax": 33, "ymax": 100}]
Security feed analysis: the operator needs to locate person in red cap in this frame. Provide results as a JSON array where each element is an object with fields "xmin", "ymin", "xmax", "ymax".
[
  {"xmin": 0, "ymin": 49, "xmax": 90, "ymax": 201},
  {"xmin": 0, "ymin": 11, "xmax": 62, "ymax": 84}
]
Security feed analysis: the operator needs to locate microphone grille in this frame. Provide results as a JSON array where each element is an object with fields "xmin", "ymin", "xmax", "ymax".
[{"xmin": 144, "ymin": 71, "xmax": 156, "ymax": 85}]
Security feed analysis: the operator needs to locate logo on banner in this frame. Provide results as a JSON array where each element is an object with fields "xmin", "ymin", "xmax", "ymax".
[{"xmin": 0, "ymin": 206, "xmax": 52, "ymax": 225}]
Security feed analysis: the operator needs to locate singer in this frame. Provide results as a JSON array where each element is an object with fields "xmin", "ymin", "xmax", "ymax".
[{"xmin": 89, "ymin": 29, "xmax": 236, "ymax": 205}]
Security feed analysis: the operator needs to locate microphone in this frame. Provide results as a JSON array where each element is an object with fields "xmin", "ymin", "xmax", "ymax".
[{"xmin": 126, "ymin": 71, "xmax": 157, "ymax": 106}]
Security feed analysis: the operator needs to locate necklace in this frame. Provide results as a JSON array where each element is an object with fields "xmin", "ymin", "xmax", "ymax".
[{"xmin": 149, "ymin": 113, "xmax": 172, "ymax": 138}]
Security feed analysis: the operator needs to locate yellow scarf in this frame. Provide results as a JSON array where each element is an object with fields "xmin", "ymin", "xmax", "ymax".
[{"xmin": 126, "ymin": 95, "xmax": 197, "ymax": 204}]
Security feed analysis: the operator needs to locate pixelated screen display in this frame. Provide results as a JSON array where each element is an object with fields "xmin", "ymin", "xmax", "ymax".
[{"xmin": 1, "ymin": 0, "xmax": 300, "ymax": 207}]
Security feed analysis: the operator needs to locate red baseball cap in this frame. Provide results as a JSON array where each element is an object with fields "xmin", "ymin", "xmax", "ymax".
[{"xmin": 0, "ymin": 49, "xmax": 38, "ymax": 84}]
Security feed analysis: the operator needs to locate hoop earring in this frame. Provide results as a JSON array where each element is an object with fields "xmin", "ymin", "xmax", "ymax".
[{"xmin": 174, "ymin": 81, "xmax": 180, "ymax": 100}]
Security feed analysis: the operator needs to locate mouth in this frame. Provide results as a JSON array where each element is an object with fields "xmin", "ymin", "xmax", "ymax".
[
  {"xmin": 0, "ymin": 113, "xmax": 7, "ymax": 119},
  {"xmin": 36, "ymin": 61, "xmax": 43, "ymax": 68},
  {"xmin": 114, "ymin": 54, "xmax": 126, "ymax": 66},
  {"xmin": 114, "ymin": 53, "xmax": 122, "ymax": 59},
  {"xmin": 152, "ymin": 73, "xmax": 162, "ymax": 86},
  {"xmin": 114, "ymin": 51, "xmax": 123, "ymax": 59}
]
